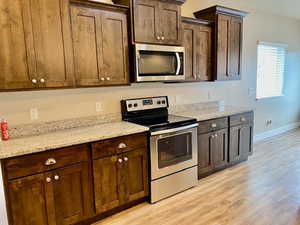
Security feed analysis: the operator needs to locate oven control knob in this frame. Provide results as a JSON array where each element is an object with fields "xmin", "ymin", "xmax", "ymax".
[
  {"xmin": 157, "ymin": 101, "xmax": 161, "ymax": 105},
  {"xmin": 162, "ymin": 100, "xmax": 166, "ymax": 104},
  {"xmin": 134, "ymin": 103, "xmax": 138, "ymax": 107},
  {"xmin": 128, "ymin": 104, "xmax": 133, "ymax": 108}
]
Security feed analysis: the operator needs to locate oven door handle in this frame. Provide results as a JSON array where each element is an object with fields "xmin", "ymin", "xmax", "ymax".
[
  {"xmin": 175, "ymin": 52, "xmax": 181, "ymax": 75},
  {"xmin": 151, "ymin": 123, "xmax": 198, "ymax": 136}
]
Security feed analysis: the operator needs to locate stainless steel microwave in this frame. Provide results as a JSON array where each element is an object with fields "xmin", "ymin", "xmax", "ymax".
[{"xmin": 134, "ymin": 44, "xmax": 185, "ymax": 82}]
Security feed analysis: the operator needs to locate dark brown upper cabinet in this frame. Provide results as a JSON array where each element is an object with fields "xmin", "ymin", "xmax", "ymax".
[
  {"xmin": 194, "ymin": 5, "xmax": 248, "ymax": 81},
  {"xmin": 182, "ymin": 17, "xmax": 212, "ymax": 82},
  {"xmin": 70, "ymin": 1, "xmax": 130, "ymax": 87},
  {"xmin": 113, "ymin": 0, "xmax": 184, "ymax": 45},
  {"xmin": 0, "ymin": 0, "xmax": 75, "ymax": 90}
]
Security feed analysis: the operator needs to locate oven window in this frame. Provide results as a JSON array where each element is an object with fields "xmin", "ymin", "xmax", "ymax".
[
  {"xmin": 138, "ymin": 51, "xmax": 177, "ymax": 76},
  {"xmin": 157, "ymin": 133, "xmax": 192, "ymax": 168}
]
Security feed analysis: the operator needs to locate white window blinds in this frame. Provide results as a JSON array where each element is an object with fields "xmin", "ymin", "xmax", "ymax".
[{"xmin": 256, "ymin": 42, "xmax": 287, "ymax": 99}]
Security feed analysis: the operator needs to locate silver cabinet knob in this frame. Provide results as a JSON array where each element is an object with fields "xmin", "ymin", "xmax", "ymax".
[
  {"xmin": 241, "ymin": 117, "xmax": 246, "ymax": 122},
  {"xmin": 118, "ymin": 143, "xmax": 127, "ymax": 149},
  {"xmin": 210, "ymin": 134, "xmax": 214, "ymax": 138},
  {"xmin": 45, "ymin": 158, "xmax": 56, "ymax": 166},
  {"xmin": 40, "ymin": 78, "xmax": 45, "ymax": 83},
  {"xmin": 118, "ymin": 158, "xmax": 123, "ymax": 163},
  {"xmin": 106, "ymin": 77, "xmax": 111, "ymax": 81},
  {"xmin": 215, "ymin": 134, "xmax": 218, "ymax": 138},
  {"xmin": 100, "ymin": 77, "xmax": 105, "ymax": 81},
  {"xmin": 32, "ymin": 79, "xmax": 37, "ymax": 84},
  {"xmin": 54, "ymin": 175, "xmax": 60, "ymax": 181},
  {"xmin": 124, "ymin": 157, "xmax": 128, "ymax": 162},
  {"xmin": 161, "ymin": 36, "xmax": 165, "ymax": 40},
  {"xmin": 211, "ymin": 123, "xmax": 217, "ymax": 128},
  {"xmin": 157, "ymin": 36, "xmax": 161, "ymax": 40},
  {"xmin": 46, "ymin": 177, "xmax": 52, "ymax": 183}
]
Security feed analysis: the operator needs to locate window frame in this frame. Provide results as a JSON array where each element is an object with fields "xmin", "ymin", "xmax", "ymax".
[{"xmin": 256, "ymin": 41, "xmax": 287, "ymax": 100}]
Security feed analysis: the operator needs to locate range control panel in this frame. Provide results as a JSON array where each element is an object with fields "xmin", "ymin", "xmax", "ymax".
[{"xmin": 122, "ymin": 96, "xmax": 168, "ymax": 112}]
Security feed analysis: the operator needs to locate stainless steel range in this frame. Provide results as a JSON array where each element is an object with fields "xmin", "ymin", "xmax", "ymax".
[{"xmin": 121, "ymin": 96, "xmax": 198, "ymax": 203}]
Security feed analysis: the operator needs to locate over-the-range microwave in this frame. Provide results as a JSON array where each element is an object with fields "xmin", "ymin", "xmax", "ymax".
[{"xmin": 134, "ymin": 44, "xmax": 185, "ymax": 82}]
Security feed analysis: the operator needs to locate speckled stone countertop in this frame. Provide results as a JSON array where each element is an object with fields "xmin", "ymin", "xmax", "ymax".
[
  {"xmin": 0, "ymin": 122, "xmax": 148, "ymax": 159},
  {"xmin": 171, "ymin": 104, "xmax": 254, "ymax": 121}
]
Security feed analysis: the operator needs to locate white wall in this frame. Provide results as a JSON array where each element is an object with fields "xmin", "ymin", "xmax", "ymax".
[{"xmin": 0, "ymin": 0, "xmax": 300, "ymax": 135}]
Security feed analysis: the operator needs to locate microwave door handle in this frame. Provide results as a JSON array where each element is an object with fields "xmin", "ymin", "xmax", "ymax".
[{"xmin": 175, "ymin": 52, "xmax": 181, "ymax": 75}]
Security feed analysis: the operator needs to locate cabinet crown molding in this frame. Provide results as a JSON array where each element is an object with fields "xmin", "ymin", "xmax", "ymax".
[{"xmin": 194, "ymin": 5, "xmax": 249, "ymax": 18}]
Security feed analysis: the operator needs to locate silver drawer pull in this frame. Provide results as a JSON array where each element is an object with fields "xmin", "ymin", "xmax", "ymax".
[
  {"xmin": 45, "ymin": 158, "xmax": 56, "ymax": 166},
  {"xmin": 211, "ymin": 123, "xmax": 217, "ymax": 128},
  {"xmin": 118, "ymin": 143, "xmax": 127, "ymax": 149},
  {"xmin": 118, "ymin": 158, "xmax": 123, "ymax": 163},
  {"xmin": 54, "ymin": 175, "xmax": 60, "ymax": 181},
  {"xmin": 46, "ymin": 177, "xmax": 52, "ymax": 183},
  {"xmin": 241, "ymin": 117, "xmax": 246, "ymax": 122},
  {"xmin": 124, "ymin": 157, "xmax": 128, "ymax": 162}
]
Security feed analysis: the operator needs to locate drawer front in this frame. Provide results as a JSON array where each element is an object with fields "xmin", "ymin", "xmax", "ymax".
[
  {"xmin": 92, "ymin": 133, "xmax": 147, "ymax": 159},
  {"xmin": 230, "ymin": 112, "xmax": 254, "ymax": 127},
  {"xmin": 4, "ymin": 144, "xmax": 90, "ymax": 180},
  {"xmin": 198, "ymin": 117, "xmax": 228, "ymax": 134}
]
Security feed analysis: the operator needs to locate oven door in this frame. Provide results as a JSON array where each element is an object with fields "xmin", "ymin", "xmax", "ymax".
[
  {"xmin": 135, "ymin": 44, "xmax": 185, "ymax": 82},
  {"xmin": 150, "ymin": 124, "xmax": 198, "ymax": 180}
]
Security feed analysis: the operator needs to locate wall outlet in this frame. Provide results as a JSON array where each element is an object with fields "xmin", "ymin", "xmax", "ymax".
[
  {"xmin": 30, "ymin": 108, "xmax": 38, "ymax": 120},
  {"xmin": 266, "ymin": 120, "xmax": 272, "ymax": 126},
  {"xmin": 96, "ymin": 102, "xmax": 103, "ymax": 112}
]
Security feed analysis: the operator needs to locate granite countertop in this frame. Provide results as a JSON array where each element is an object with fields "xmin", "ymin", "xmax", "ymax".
[
  {"xmin": 172, "ymin": 105, "xmax": 254, "ymax": 122},
  {"xmin": 0, "ymin": 121, "xmax": 149, "ymax": 159}
]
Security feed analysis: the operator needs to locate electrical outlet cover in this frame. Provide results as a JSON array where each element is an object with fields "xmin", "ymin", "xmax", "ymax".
[{"xmin": 30, "ymin": 108, "xmax": 38, "ymax": 120}]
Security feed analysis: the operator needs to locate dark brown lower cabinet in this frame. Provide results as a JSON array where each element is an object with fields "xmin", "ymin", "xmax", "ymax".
[
  {"xmin": 7, "ymin": 162, "xmax": 93, "ymax": 225},
  {"xmin": 93, "ymin": 148, "xmax": 148, "ymax": 214},
  {"xmin": 198, "ymin": 128, "xmax": 228, "ymax": 178},
  {"xmin": 229, "ymin": 123, "xmax": 253, "ymax": 165}
]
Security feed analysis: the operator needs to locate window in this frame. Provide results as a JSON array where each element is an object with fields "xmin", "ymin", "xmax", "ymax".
[{"xmin": 256, "ymin": 42, "xmax": 287, "ymax": 99}]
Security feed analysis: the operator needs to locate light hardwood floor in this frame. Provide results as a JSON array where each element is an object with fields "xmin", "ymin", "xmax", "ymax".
[{"xmin": 94, "ymin": 129, "xmax": 300, "ymax": 225}]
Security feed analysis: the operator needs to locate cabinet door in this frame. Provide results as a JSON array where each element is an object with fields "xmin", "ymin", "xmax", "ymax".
[
  {"xmin": 198, "ymin": 132, "xmax": 214, "ymax": 178},
  {"xmin": 0, "ymin": 0, "xmax": 36, "ymax": 89},
  {"xmin": 229, "ymin": 124, "xmax": 252, "ymax": 164},
  {"xmin": 93, "ymin": 155, "xmax": 122, "ymax": 213},
  {"xmin": 159, "ymin": 2, "xmax": 182, "ymax": 45},
  {"xmin": 212, "ymin": 129, "xmax": 228, "ymax": 170},
  {"xmin": 216, "ymin": 14, "xmax": 231, "ymax": 80},
  {"xmin": 102, "ymin": 11, "xmax": 129, "ymax": 85},
  {"xmin": 30, "ymin": 0, "xmax": 74, "ymax": 88},
  {"xmin": 122, "ymin": 148, "xmax": 149, "ymax": 203},
  {"xmin": 183, "ymin": 24, "xmax": 196, "ymax": 81},
  {"xmin": 7, "ymin": 174, "xmax": 52, "ymax": 225},
  {"xmin": 228, "ymin": 17, "xmax": 243, "ymax": 79},
  {"xmin": 70, "ymin": 5, "xmax": 105, "ymax": 86},
  {"xmin": 51, "ymin": 163, "xmax": 93, "ymax": 225},
  {"xmin": 134, "ymin": 0, "xmax": 160, "ymax": 44},
  {"xmin": 195, "ymin": 26, "xmax": 212, "ymax": 81}
]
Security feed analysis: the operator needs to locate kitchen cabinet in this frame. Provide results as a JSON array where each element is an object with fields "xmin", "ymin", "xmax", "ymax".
[
  {"xmin": 0, "ymin": 0, "xmax": 75, "ymax": 90},
  {"xmin": 182, "ymin": 17, "xmax": 212, "ymax": 81},
  {"xmin": 198, "ymin": 118, "xmax": 228, "ymax": 178},
  {"xmin": 229, "ymin": 112, "xmax": 254, "ymax": 165},
  {"xmin": 3, "ymin": 144, "xmax": 94, "ymax": 225},
  {"xmin": 70, "ymin": 2, "xmax": 129, "ymax": 87},
  {"xmin": 194, "ymin": 6, "xmax": 248, "ymax": 81},
  {"xmin": 92, "ymin": 133, "xmax": 149, "ymax": 214},
  {"xmin": 114, "ymin": 0, "xmax": 184, "ymax": 45}
]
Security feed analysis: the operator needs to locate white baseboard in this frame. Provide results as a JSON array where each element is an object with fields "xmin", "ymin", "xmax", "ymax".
[{"xmin": 254, "ymin": 122, "xmax": 300, "ymax": 143}]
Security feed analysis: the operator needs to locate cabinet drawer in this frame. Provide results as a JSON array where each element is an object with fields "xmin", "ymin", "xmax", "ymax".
[
  {"xmin": 92, "ymin": 133, "xmax": 147, "ymax": 159},
  {"xmin": 3, "ymin": 144, "xmax": 90, "ymax": 180},
  {"xmin": 198, "ymin": 117, "xmax": 228, "ymax": 134},
  {"xmin": 230, "ymin": 112, "xmax": 253, "ymax": 127}
]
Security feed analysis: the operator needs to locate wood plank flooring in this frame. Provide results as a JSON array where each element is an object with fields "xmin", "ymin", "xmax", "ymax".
[{"xmin": 94, "ymin": 129, "xmax": 300, "ymax": 225}]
